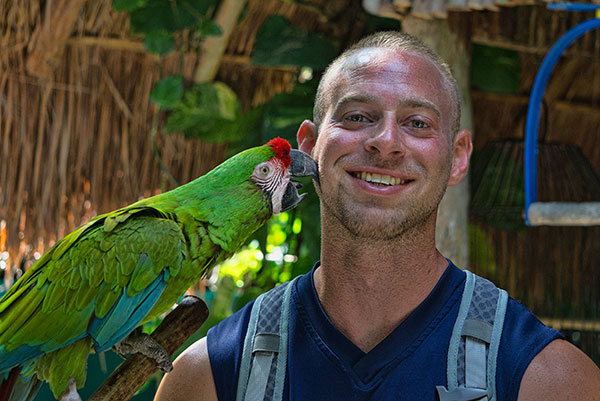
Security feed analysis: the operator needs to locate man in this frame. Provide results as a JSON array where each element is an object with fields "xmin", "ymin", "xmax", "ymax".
[{"xmin": 155, "ymin": 31, "xmax": 600, "ymax": 400}]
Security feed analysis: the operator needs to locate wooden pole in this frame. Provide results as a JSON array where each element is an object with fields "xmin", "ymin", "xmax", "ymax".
[
  {"xmin": 88, "ymin": 296, "xmax": 209, "ymax": 401},
  {"xmin": 402, "ymin": 16, "xmax": 473, "ymax": 268},
  {"xmin": 193, "ymin": 0, "xmax": 248, "ymax": 83}
]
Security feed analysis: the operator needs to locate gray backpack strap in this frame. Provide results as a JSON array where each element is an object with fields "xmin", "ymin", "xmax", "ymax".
[
  {"xmin": 437, "ymin": 270, "xmax": 509, "ymax": 401},
  {"xmin": 236, "ymin": 277, "xmax": 298, "ymax": 401}
]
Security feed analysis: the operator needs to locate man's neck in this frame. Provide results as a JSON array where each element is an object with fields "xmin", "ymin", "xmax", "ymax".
[{"xmin": 314, "ymin": 215, "xmax": 449, "ymax": 353}]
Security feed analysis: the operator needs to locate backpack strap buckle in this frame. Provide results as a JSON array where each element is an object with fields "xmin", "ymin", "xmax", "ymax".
[{"xmin": 436, "ymin": 385, "xmax": 490, "ymax": 401}]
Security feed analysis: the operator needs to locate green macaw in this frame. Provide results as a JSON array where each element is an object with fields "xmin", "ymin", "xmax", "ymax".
[{"xmin": 0, "ymin": 138, "xmax": 319, "ymax": 401}]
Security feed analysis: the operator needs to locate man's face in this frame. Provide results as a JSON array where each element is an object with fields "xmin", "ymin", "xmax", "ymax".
[{"xmin": 299, "ymin": 48, "xmax": 470, "ymax": 239}]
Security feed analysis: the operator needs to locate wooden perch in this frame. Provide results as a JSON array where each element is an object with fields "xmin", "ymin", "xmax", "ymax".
[{"xmin": 88, "ymin": 296, "xmax": 209, "ymax": 401}]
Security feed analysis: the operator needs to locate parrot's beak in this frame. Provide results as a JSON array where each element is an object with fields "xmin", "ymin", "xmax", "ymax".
[
  {"xmin": 289, "ymin": 149, "xmax": 320, "ymax": 186},
  {"xmin": 280, "ymin": 150, "xmax": 320, "ymax": 213}
]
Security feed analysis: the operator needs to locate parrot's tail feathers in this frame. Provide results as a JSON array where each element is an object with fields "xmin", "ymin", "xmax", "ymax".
[
  {"xmin": 0, "ymin": 368, "xmax": 41, "ymax": 401},
  {"xmin": 12, "ymin": 376, "xmax": 41, "ymax": 401},
  {"xmin": 0, "ymin": 367, "xmax": 20, "ymax": 401}
]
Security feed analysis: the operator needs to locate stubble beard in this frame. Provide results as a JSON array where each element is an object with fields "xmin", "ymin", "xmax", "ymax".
[{"xmin": 321, "ymin": 176, "xmax": 449, "ymax": 241}]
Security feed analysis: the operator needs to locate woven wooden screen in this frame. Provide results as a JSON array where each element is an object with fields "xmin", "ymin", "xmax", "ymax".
[{"xmin": 470, "ymin": 139, "xmax": 600, "ymax": 364}]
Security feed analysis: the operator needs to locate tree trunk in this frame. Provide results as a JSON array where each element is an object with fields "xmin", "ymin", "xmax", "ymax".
[{"xmin": 402, "ymin": 17, "xmax": 473, "ymax": 268}]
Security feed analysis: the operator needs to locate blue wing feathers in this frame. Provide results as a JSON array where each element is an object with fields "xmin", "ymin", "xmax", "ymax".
[
  {"xmin": 88, "ymin": 271, "xmax": 167, "ymax": 352},
  {"xmin": 0, "ymin": 345, "xmax": 42, "ymax": 373}
]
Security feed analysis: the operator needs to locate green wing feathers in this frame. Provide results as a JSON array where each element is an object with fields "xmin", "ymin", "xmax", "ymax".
[{"xmin": 0, "ymin": 207, "xmax": 192, "ymax": 358}]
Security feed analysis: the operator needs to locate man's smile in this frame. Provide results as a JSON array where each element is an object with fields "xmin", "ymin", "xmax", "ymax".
[{"xmin": 349, "ymin": 171, "xmax": 412, "ymax": 186}]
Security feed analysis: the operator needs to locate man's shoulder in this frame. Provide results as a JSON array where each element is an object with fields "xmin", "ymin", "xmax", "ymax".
[
  {"xmin": 503, "ymin": 295, "xmax": 562, "ymax": 344},
  {"xmin": 466, "ymin": 273, "xmax": 599, "ymax": 400},
  {"xmin": 495, "ymin": 291, "xmax": 599, "ymax": 400},
  {"xmin": 206, "ymin": 297, "xmax": 256, "ymax": 364},
  {"xmin": 155, "ymin": 337, "xmax": 218, "ymax": 401},
  {"xmin": 518, "ymin": 338, "xmax": 600, "ymax": 400},
  {"xmin": 207, "ymin": 277, "xmax": 303, "ymax": 360},
  {"xmin": 206, "ymin": 279, "xmax": 302, "ymax": 400},
  {"xmin": 498, "ymin": 293, "xmax": 600, "ymax": 400}
]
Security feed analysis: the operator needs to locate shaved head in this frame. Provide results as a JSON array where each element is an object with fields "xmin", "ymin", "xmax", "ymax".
[{"xmin": 313, "ymin": 31, "xmax": 461, "ymax": 136}]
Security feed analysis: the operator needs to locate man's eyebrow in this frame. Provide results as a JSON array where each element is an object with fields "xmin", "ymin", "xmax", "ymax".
[
  {"xmin": 402, "ymin": 99, "xmax": 441, "ymax": 119},
  {"xmin": 331, "ymin": 94, "xmax": 378, "ymax": 115},
  {"xmin": 331, "ymin": 94, "xmax": 441, "ymax": 120}
]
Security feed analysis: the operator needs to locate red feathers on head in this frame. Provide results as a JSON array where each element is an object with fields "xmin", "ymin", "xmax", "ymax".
[{"xmin": 266, "ymin": 137, "xmax": 292, "ymax": 168}]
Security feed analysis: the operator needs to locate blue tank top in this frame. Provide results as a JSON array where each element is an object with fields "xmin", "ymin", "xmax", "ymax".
[{"xmin": 207, "ymin": 262, "xmax": 562, "ymax": 401}]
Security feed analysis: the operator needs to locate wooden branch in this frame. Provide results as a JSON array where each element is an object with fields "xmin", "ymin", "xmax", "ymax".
[
  {"xmin": 471, "ymin": 90, "xmax": 600, "ymax": 117},
  {"xmin": 471, "ymin": 37, "xmax": 599, "ymax": 59},
  {"xmin": 554, "ymin": 99, "xmax": 600, "ymax": 117},
  {"xmin": 542, "ymin": 317, "xmax": 600, "ymax": 332},
  {"xmin": 99, "ymin": 63, "xmax": 133, "ymax": 121},
  {"xmin": 66, "ymin": 37, "xmax": 299, "ymax": 72},
  {"xmin": 528, "ymin": 202, "xmax": 600, "ymax": 226},
  {"xmin": 471, "ymin": 90, "xmax": 530, "ymax": 105},
  {"xmin": 67, "ymin": 37, "xmax": 147, "ymax": 53},
  {"xmin": 193, "ymin": 0, "xmax": 248, "ymax": 83},
  {"xmin": 88, "ymin": 296, "xmax": 209, "ymax": 401},
  {"xmin": 25, "ymin": 0, "xmax": 88, "ymax": 79}
]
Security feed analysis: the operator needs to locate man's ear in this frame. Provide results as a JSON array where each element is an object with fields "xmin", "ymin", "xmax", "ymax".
[
  {"xmin": 297, "ymin": 120, "xmax": 318, "ymax": 155},
  {"xmin": 448, "ymin": 129, "xmax": 473, "ymax": 186}
]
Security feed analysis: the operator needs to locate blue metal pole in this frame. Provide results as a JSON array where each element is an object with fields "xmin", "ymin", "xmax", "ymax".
[
  {"xmin": 523, "ymin": 17, "xmax": 600, "ymax": 225},
  {"xmin": 547, "ymin": 3, "xmax": 600, "ymax": 12}
]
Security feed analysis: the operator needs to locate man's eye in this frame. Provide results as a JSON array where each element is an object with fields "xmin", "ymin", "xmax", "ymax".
[
  {"xmin": 346, "ymin": 114, "xmax": 368, "ymax": 123},
  {"xmin": 409, "ymin": 120, "xmax": 429, "ymax": 129}
]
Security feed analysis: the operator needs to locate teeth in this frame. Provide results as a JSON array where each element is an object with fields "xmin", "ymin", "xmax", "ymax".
[{"xmin": 357, "ymin": 172, "xmax": 406, "ymax": 186}]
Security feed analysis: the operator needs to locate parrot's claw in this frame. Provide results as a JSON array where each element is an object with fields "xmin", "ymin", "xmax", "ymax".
[{"xmin": 114, "ymin": 332, "xmax": 173, "ymax": 372}]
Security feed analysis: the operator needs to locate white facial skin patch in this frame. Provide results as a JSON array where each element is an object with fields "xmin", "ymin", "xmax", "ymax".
[
  {"xmin": 357, "ymin": 53, "xmax": 372, "ymax": 65},
  {"xmin": 343, "ymin": 49, "xmax": 381, "ymax": 73},
  {"xmin": 343, "ymin": 48, "xmax": 416, "ymax": 78}
]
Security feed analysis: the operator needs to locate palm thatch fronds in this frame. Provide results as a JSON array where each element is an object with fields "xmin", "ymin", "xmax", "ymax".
[
  {"xmin": 0, "ymin": 0, "xmax": 366, "ymax": 288},
  {"xmin": 0, "ymin": 0, "xmax": 241, "ymax": 285}
]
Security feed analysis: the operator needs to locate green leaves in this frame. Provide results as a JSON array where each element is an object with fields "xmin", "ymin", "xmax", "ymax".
[
  {"xmin": 115, "ymin": 0, "xmax": 241, "ymax": 142},
  {"xmin": 143, "ymin": 30, "xmax": 175, "ymax": 56},
  {"xmin": 471, "ymin": 44, "xmax": 521, "ymax": 94},
  {"xmin": 128, "ymin": 0, "xmax": 219, "ymax": 35},
  {"xmin": 115, "ymin": 0, "xmax": 221, "ymax": 56},
  {"xmin": 163, "ymin": 82, "xmax": 246, "ymax": 142},
  {"xmin": 251, "ymin": 15, "xmax": 338, "ymax": 70},
  {"xmin": 112, "ymin": 0, "xmax": 147, "ymax": 12},
  {"xmin": 259, "ymin": 81, "xmax": 316, "ymax": 144},
  {"xmin": 196, "ymin": 17, "xmax": 222, "ymax": 37},
  {"xmin": 150, "ymin": 75, "xmax": 183, "ymax": 109}
]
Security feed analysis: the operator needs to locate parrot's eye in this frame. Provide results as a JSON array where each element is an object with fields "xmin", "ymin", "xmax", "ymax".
[{"xmin": 253, "ymin": 162, "xmax": 275, "ymax": 183}]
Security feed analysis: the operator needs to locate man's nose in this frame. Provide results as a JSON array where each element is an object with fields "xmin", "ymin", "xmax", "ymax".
[{"xmin": 364, "ymin": 116, "xmax": 405, "ymax": 156}]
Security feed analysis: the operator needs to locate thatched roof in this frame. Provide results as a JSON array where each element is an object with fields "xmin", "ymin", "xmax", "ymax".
[{"xmin": 2, "ymin": 1, "xmax": 218, "ymax": 277}]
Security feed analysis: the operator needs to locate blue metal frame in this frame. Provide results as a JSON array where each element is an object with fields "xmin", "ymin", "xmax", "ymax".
[
  {"xmin": 548, "ymin": 2, "xmax": 600, "ymax": 12},
  {"xmin": 523, "ymin": 14, "xmax": 600, "ymax": 225}
]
